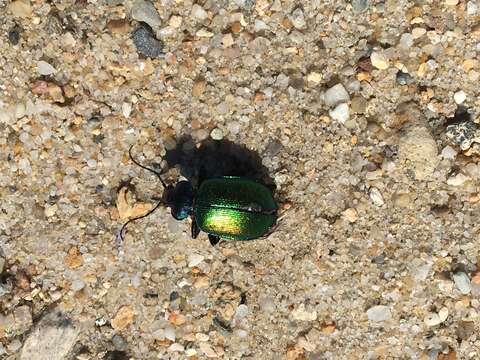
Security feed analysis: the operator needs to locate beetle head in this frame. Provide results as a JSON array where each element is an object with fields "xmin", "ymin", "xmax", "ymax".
[{"xmin": 164, "ymin": 180, "xmax": 194, "ymax": 220}]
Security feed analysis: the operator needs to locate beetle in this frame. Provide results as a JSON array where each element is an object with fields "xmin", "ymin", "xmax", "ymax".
[{"xmin": 119, "ymin": 145, "xmax": 278, "ymax": 246}]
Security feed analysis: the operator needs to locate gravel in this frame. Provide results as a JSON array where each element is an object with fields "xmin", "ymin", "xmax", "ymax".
[{"xmin": 2, "ymin": 0, "xmax": 480, "ymax": 358}]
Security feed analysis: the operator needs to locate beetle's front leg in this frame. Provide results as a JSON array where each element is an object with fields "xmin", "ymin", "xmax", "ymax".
[{"xmin": 191, "ymin": 217, "xmax": 200, "ymax": 239}]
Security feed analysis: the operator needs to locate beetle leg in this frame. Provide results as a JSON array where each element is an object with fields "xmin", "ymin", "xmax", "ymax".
[
  {"xmin": 208, "ymin": 234, "xmax": 220, "ymax": 246},
  {"xmin": 191, "ymin": 218, "xmax": 200, "ymax": 239}
]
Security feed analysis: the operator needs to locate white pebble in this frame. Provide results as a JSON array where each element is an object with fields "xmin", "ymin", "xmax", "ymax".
[
  {"xmin": 192, "ymin": 4, "xmax": 208, "ymax": 20},
  {"xmin": 87, "ymin": 159, "xmax": 97, "ymax": 168},
  {"xmin": 292, "ymin": 304, "xmax": 317, "ymax": 321},
  {"xmin": 122, "ymin": 102, "xmax": 132, "ymax": 118},
  {"xmin": 188, "ymin": 253, "xmax": 204, "ymax": 267},
  {"xmin": 307, "ymin": 72, "xmax": 322, "ymax": 85},
  {"xmin": 15, "ymin": 102, "xmax": 26, "ymax": 119},
  {"xmin": 467, "ymin": 1, "xmax": 478, "ymax": 15},
  {"xmin": 18, "ymin": 158, "xmax": 31, "ymax": 174},
  {"xmin": 210, "ymin": 128, "xmax": 223, "ymax": 140},
  {"xmin": 399, "ymin": 33, "xmax": 414, "ymax": 48},
  {"xmin": 235, "ymin": 304, "xmax": 248, "ymax": 318},
  {"xmin": 185, "ymin": 348, "xmax": 197, "ymax": 357},
  {"xmin": 234, "ymin": 329, "xmax": 248, "ymax": 338},
  {"xmin": 168, "ymin": 343, "xmax": 184, "ymax": 352},
  {"xmin": 369, "ymin": 187, "xmax": 384, "ymax": 206},
  {"xmin": 441, "ymin": 145, "xmax": 457, "ymax": 159},
  {"xmin": 164, "ymin": 326, "xmax": 176, "ymax": 341},
  {"xmin": 37, "ymin": 60, "xmax": 57, "ymax": 75},
  {"xmin": 453, "ymin": 272, "xmax": 471, "ymax": 294},
  {"xmin": 199, "ymin": 342, "xmax": 217, "ymax": 358},
  {"xmin": 447, "ymin": 173, "xmax": 469, "ymax": 186},
  {"xmin": 254, "ymin": 19, "xmax": 268, "ymax": 32},
  {"xmin": 370, "ymin": 51, "xmax": 389, "ymax": 70},
  {"xmin": 0, "ymin": 108, "xmax": 12, "ymax": 124},
  {"xmin": 196, "ymin": 333, "xmax": 209, "ymax": 342},
  {"xmin": 411, "ymin": 27, "xmax": 426, "ymax": 39},
  {"xmin": 424, "ymin": 312, "xmax": 442, "ymax": 327},
  {"xmin": 367, "ymin": 305, "xmax": 391, "ymax": 322},
  {"xmin": 227, "ymin": 121, "xmax": 241, "ymax": 135},
  {"xmin": 290, "ymin": 8, "xmax": 306, "ymax": 29},
  {"xmin": 438, "ymin": 307, "xmax": 449, "ymax": 322},
  {"xmin": 454, "ymin": 90, "xmax": 467, "ymax": 104},
  {"xmin": 445, "ymin": 0, "xmax": 459, "ymax": 5},
  {"xmin": 71, "ymin": 279, "xmax": 85, "ymax": 291},
  {"xmin": 44, "ymin": 204, "xmax": 58, "ymax": 217},
  {"xmin": 324, "ymin": 83, "xmax": 349, "ymax": 107},
  {"xmin": 329, "ymin": 103, "xmax": 350, "ymax": 123}
]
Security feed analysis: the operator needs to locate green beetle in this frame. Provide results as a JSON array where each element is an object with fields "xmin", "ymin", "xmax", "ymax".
[{"xmin": 119, "ymin": 146, "xmax": 278, "ymax": 245}]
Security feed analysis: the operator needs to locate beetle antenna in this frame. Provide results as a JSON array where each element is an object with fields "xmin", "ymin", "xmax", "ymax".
[
  {"xmin": 129, "ymin": 145, "xmax": 168, "ymax": 189},
  {"xmin": 118, "ymin": 200, "xmax": 164, "ymax": 242}
]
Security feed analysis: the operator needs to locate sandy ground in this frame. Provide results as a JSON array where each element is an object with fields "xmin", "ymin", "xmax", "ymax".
[{"xmin": 1, "ymin": 0, "xmax": 480, "ymax": 359}]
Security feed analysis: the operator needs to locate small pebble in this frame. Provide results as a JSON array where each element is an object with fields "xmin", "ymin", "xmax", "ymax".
[
  {"xmin": 199, "ymin": 342, "xmax": 217, "ymax": 358},
  {"xmin": 254, "ymin": 19, "xmax": 268, "ymax": 32},
  {"xmin": 185, "ymin": 348, "xmax": 197, "ymax": 357},
  {"xmin": 441, "ymin": 145, "xmax": 457, "ymax": 159},
  {"xmin": 71, "ymin": 279, "xmax": 85, "ymax": 292},
  {"xmin": 8, "ymin": 339, "xmax": 22, "ymax": 353},
  {"xmin": 292, "ymin": 304, "xmax": 317, "ymax": 321},
  {"xmin": 324, "ymin": 83, "xmax": 350, "ymax": 107},
  {"xmin": 343, "ymin": 208, "xmax": 358, "ymax": 222},
  {"xmin": 191, "ymin": 4, "xmax": 208, "ymax": 21},
  {"xmin": 352, "ymin": 0, "xmax": 369, "ymax": 13},
  {"xmin": 370, "ymin": 51, "xmax": 389, "ymax": 70},
  {"xmin": 366, "ymin": 305, "xmax": 391, "ymax": 322},
  {"xmin": 37, "ymin": 60, "xmax": 57, "ymax": 76},
  {"xmin": 112, "ymin": 335, "xmax": 127, "ymax": 351},
  {"xmin": 8, "ymin": 26, "xmax": 21, "ymax": 45},
  {"xmin": 454, "ymin": 90, "xmax": 467, "ymax": 104},
  {"xmin": 369, "ymin": 188, "xmax": 384, "ymax": 206},
  {"xmin": 467, "ymin": 1, "xmax": 478, "ymax": 15},
  {"xmin": 131, "ymin": 0, "xmax": 162, "ymax": 29},
  {"xmin": 8, "ymin": 0, "xmax": 32, "ymax": 18},
  {"xmin": 164, "ymin": 326, "xmax": 175, "ymax": 341},
  {"xmin": 445, "ymin": 0, "xmax": 459, "ymax": 5},
  {"xmin": 227, "ymin": 121, "xmax": 241, "ymax": 135},
  {"xmin": 453, "ymin": 272, "xmax": 471, "ymax": 294},
  {"xmin": 210, "ymin": 128, "xmax": 223, "ymax": 140},
  {"xmin": 235, "ymin": 304, "xmax": 248, "ymax": 318},
  {"xmin": 122, "ymin": 102, "xmax": 132, "ymax": 118},
  {"xmin": 95, "ymin": 316, "xmax": 107, "ymax": 327},
  {"xmin": 307, "ymin": 72, "xmax": 322, "ymax": 85},
  {"xmin": 169, "ymin": 15, "xmax": 182, "ymax": 28},
  {"xmin": 196, "ymin": 333, "xmax": 209, "ymax": 342},
  {"xmin": 329, "ymin": 103, "xmax": 350, "ymax": 124},
  {"xmin": 447, "ymin": 173, "xmax": 469, "ymax": 186},
  {"xmin": 411, "ymin": 27, "xmax": 426, "ymax": 39},
  {"xmin": 188, "ymin": 253, "xmax": 204, "ymax": 267},
  {"xmin": 399, "ymin": 33, "xmax": 414, "ymax": 48},
  {"xmin": 424, "ymin": 312, "xmax": 442, "ymax": 327},
  {"xmin": 290, "ymin": 8, "xmax": 306, "ymax": 30},
  {"xmin": 168, "ymin": 343, "xmax": 184, "ymax": 352},
  {"xmin": 131, "ymin": 23, "xmax": 164, "ymax": 58},
  {"xmin": 396, "ymin": 71, "xmax": 413, "ymax": 85}
]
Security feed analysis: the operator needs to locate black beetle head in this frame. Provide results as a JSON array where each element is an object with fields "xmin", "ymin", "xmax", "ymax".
[{"xmin": 164, "ymin": 180, "xmax": 194, "ymax": 221}]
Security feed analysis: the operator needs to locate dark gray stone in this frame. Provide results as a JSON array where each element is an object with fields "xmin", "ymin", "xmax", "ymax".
[{"xmin": 131, "ymin": 23, "xmax": 164, "ymax": 59}]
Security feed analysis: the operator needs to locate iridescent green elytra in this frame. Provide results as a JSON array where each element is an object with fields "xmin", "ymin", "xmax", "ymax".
[{"xmin": 194, "ymin": 177, "xmax": 277, "ymax": 241}]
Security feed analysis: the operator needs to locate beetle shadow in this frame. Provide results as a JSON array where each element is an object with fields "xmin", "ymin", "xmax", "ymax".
[{"xmin": 163, "ymin": 135, "xmax": 276, "ymax": 194}]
